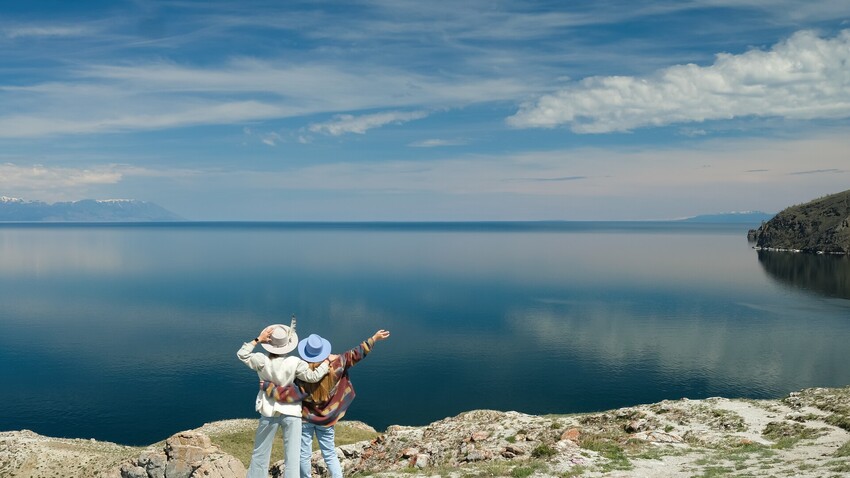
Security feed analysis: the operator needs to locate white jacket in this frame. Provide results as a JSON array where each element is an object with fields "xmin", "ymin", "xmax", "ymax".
[{"xmin": 237, "ymin": 342, "xmax": 329, "ymax": 417}]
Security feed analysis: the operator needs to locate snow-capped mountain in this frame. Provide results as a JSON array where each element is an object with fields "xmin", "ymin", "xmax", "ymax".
[
  {"xmin": 0, "ymin": 197, "xmax": 182, "ymax": 222},
  {"xmin": 1, "ymin": 196, "xmax": 26, "ymax": 203},
  {"xmin": 678, "ymin": 211, "xmax": 774, "ymax": 223}
]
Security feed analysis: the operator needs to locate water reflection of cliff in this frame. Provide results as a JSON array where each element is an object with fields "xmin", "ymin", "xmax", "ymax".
[{"xmin": 757, "ymin": 250, "xmax": 850, "ymax": 299}]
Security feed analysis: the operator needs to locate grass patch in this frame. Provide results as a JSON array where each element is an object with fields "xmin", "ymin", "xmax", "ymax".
[
  {"xmin": 531, "ymin": 443, "xmax": 556, "ymax": 459},
  {"xmin": 762, "ymin": 420, "xmax": 821, "ymax": 448},
  {"xmin": 836, "ymin": 440, "xmax": 850, "ymax": 457},
  {"xmin": 826, "ymin": 414, "xmax": 850, "ymax": 432},
  {"xmin": 560, "ymin": 465, "xmax": 586, "ymax": 477},
  {"xmin": 510, "ymin": 461, "xmax": 543, "ymax": 478},
  {"xmin": 209, "ymin": 421, "xmax": 380, "ymax": 468},
  {"xmin": 580, "ymin": 439, "xmax": 631, "ymax": 471},
  {"xmin": 697, "ymin": 466, "xmax": 734, "ymax": 477}
]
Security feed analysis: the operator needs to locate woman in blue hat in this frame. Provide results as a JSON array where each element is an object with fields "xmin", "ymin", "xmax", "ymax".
[{"xmin": 259, "ymin": 329, "xmax": 390, "ymax": 478}]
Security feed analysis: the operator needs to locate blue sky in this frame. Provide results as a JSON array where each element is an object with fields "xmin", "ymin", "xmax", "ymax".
[{"xmin": 1, "ymin": 0, "xmax": 849, "ymax": 220}]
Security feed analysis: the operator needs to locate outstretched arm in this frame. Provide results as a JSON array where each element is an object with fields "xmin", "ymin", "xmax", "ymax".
[{"xmin": 338, "ymin": 329, "xmax": 390, "ymax": 370}]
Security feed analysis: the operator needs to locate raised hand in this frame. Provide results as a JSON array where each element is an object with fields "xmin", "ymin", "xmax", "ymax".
[
  {"xmin": 258, "ymin": 325, "xmax": 276, "ymax": 343},
  {"xmin": 372, "ymin": 329, "xmax": 390, "ymax": 341}
]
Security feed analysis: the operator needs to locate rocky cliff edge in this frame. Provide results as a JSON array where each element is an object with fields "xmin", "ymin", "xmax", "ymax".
[{"xmin": 1, "ymin": 386, "xmax": 849, "ymax": 478}]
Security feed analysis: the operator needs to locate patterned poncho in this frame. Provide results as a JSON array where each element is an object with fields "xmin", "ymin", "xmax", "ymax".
[{"xmin": 260, "ymin": 336, "xmax": 375, "ymax": 427}]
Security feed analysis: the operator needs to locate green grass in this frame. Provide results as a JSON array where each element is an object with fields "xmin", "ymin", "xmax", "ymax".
[
  {"xmin": 762, "ymin": 420, "xmax": 822, "ymax": 449},
  {"xmin": 531, "ymin": 443, "xmax": 556, "ymax": 459},
  {"xmin": 208, "ymin": 421, "xmax": 380, "ymax": 467},
  {"xmin": 697, "ymin": 466, "xmax": 734, "ymax": 477},
  {"xmin": 510, "ymin": 462, "xmax": 543, "ymax": 478},
  {"xmin": 579, "ymin": 439, "xmax": 631, "ymax": 471},
  {"xmin": 836, "ymin": 440, "xmax": 850, "ymax": 457},
  {"xmin": 826, "ymin": 414, "xmax": 850, "ymax": 432},
  {"xmin": 560, "ymin": 465, "xmax": 586, "ymax": 477}
]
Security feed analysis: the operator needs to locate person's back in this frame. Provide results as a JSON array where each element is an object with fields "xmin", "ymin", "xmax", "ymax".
[
  {"xmin": 295, "ymin": 330, "xmax": 390, "ymax": 478},
  {"xmin": 237, "ymin": 322, "xmax": 329, "ymax": 478},
  {"xmin": 298, "ymin": 332, "xmax": 383, "ymax": 426}
]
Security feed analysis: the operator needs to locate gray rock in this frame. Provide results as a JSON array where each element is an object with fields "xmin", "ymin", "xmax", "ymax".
[
  {"xmin": 139, "ymin": 451, "xmax": 167, "ymax": 478},
  {"xmin": 189, "ymin": 454, "xmax": 246, "ymax": 478},
  {"xmin": 414, "ymin": 454, "xmax": 429, "ymax": 468}
]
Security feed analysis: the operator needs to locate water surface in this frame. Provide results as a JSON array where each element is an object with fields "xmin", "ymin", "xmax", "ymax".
[{"xmin": 0, "ymin": 222, "xmax": 847, "ymax": 445}]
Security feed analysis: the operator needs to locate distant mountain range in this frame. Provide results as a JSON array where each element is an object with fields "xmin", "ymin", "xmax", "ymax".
[
  {"xmin": 0, "ymin": 196, "xmax": 182, "ymax": 222},
  {"xmin": 678, "ymin": 211, "xmax": 774, "ymax": 223}
]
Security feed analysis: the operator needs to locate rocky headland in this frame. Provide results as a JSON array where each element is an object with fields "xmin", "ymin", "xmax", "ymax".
[
  {"xmin": 748, "ymin": 189, "xmax": 850, "ymax": 254},
  {"xmin": 2, "ymin": 386, "xmax": 849, "ymax": 478}
]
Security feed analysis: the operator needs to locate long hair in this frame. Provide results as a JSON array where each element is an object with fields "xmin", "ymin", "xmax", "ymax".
[{"xmin": 300, "ymin": 362, "xmax": 338, "ymax": 403}]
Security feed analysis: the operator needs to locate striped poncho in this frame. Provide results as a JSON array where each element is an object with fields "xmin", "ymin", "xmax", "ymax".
[{"xmin": 259, "ymin": 336, "xmax": 375, "ymax": 427}]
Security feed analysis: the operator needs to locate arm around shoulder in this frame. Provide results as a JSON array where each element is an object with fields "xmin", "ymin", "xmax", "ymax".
[{"xmin": 295, "ymin": 359, "xmax": 329, "ymax": 383}]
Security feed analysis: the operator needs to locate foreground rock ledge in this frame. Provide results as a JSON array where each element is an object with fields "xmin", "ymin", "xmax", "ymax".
[{"xmin": 2, "ymin": 386, "xmax": 849, "ymax": 477}]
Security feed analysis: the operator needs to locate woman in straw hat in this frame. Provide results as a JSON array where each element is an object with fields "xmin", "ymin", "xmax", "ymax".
[
  {"xmin": 259, "ymin": 329, "xmax": 390, "ymax": 478},
  {"xmin": 237, "ymin": 317, "xmax": 331, "ymax": 478}
]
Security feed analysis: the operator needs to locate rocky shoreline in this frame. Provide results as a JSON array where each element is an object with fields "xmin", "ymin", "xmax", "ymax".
[{"xmin": 2, "ymin": 386, "xmax": 849, "ymax": 478}]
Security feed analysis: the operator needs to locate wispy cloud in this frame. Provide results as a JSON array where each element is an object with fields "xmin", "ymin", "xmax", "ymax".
[
  {"xmin": 0, "ymin": 163, "xmax": 124, "ymax": 202},
  {"xmin": 508, "ymin": 30, "xmax": 850, "ymax": 133},
  {"xmin": 0, "ymin": 58, "xmax": 530, "ymax": 138},
  {"xmin": 408, "ymin": 138, "xmax": 468, "ymax": 147},
  {"xmin": 511, "ymin": 176, "xmax": 589, "ymax": 182},
  {"xmin": 0, "ymin": 101, "xmax": 285, "ymax": 138},
  {"xmin": 788, "ymin": 168, "xmax": 843, "ymax": 175},
  {"xmin": 308, "ymin": 110, "xmax": 429, "ymax": 136},
  {"xmin": 3, "ymin": 24, "xmax": 92, "ymax": 39}
]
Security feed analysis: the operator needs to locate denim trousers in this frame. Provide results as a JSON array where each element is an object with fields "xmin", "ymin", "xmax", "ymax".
[
  {"xmin": 247, "ymin": 414, "xmax": 302, "ymax": 478},
  {"xmin": 300, "ymin": 422, "xmax": 343, "ymax": 478}
]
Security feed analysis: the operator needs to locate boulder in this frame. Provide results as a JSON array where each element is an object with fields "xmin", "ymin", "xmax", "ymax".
[{"xmin": 111, "ymin": 431, "xmax": 245, "ymax": 478}]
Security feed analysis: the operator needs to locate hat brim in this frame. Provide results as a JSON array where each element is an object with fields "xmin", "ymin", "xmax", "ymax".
[
  {"xmin": 260, "ymin": 324, "xmax": 298, "ymax": 354},
  {"xmin": 297, "ymin": 336, "xmax": 332, "ymax": 363}
]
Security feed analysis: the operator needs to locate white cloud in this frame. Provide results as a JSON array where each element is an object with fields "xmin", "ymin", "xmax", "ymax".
[
  {"xmin": 308, "ymin": 110, "xmax": 429, "ymax": 136},
  {"xmin": 261, "ymin": 132, "xmax": 282, "ymax": 146},
  {"xmin": 0, "ymin": 163, "xmax": 124, "ymax": 202},
  {"xmin": 0, "ymin": 58, "xmax": 530, "ymax": 138},
  {"xmin": 0, "ymin": 101, "xmax": 285, "ymax": 138},
  {"xmin": 4, "ymin": 25, "xmax": 91, "ymax": 39},
  {"xmin": 508, "ymin": 30, "xmax": 850, "ymax": 133},
  {"xmin": 408, "ymin": 138, "xmax": 468, "ymax": 147}
]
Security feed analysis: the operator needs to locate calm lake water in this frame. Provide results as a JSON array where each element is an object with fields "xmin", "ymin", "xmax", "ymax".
[{"xmin": 1, "ymin": 222, "xmax": 848, "ymax": 445}]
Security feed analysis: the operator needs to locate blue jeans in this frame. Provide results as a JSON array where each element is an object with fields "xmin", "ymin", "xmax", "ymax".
[
  {"xmin": 300, "ymin": 422, "xmax": 342, "ymax": 478},
  {"xmin": 247, "ymin": 415, "xmax": 302, "ymax": 478}
]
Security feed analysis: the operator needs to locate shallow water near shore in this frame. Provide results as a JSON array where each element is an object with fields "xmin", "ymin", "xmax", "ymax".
[{"xmin": 0, "ymin": 222, "xmax": 848, "ymax": 446}]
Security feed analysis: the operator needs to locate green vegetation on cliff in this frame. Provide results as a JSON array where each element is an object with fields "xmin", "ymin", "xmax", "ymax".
[{"xmin": 749, "ymin": 189, "xmax": 850, "ymax": 254}]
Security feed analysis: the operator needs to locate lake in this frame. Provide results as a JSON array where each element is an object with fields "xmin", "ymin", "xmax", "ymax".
[{"xmin": 0, "ymin": 222, "xmax": 848, "ymax": 446}]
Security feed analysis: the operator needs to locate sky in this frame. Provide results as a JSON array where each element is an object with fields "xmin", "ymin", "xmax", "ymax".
[{"xmin": 1, "ymin": 0, "xmax": 849, "ymax": 221}]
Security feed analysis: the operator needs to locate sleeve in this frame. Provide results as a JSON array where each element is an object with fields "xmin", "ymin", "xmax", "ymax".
[
  {"xmin": 259, "ymin": 380, "xmax": 310, "ymax": 404},
  {"xmin": 339, "ymin": 337, "xmax": 376, "ymax": 371},
  {"xmin": 236, "ymin": 342, "xmax": 266, "ymax": 372},
  {"xmin": 295, "ymin": 359, "xmax": 329, "ymax": 383}
]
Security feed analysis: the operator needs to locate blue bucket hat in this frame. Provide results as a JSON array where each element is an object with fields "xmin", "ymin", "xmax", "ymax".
[{"xmin": 298, "ymin": 333, "xmax": 332, "ymax": 363}]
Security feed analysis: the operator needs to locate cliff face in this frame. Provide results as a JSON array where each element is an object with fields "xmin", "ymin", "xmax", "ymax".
[{"xmin": 749, "ymin": 189, "xmax": 850, "ymax": 254}]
